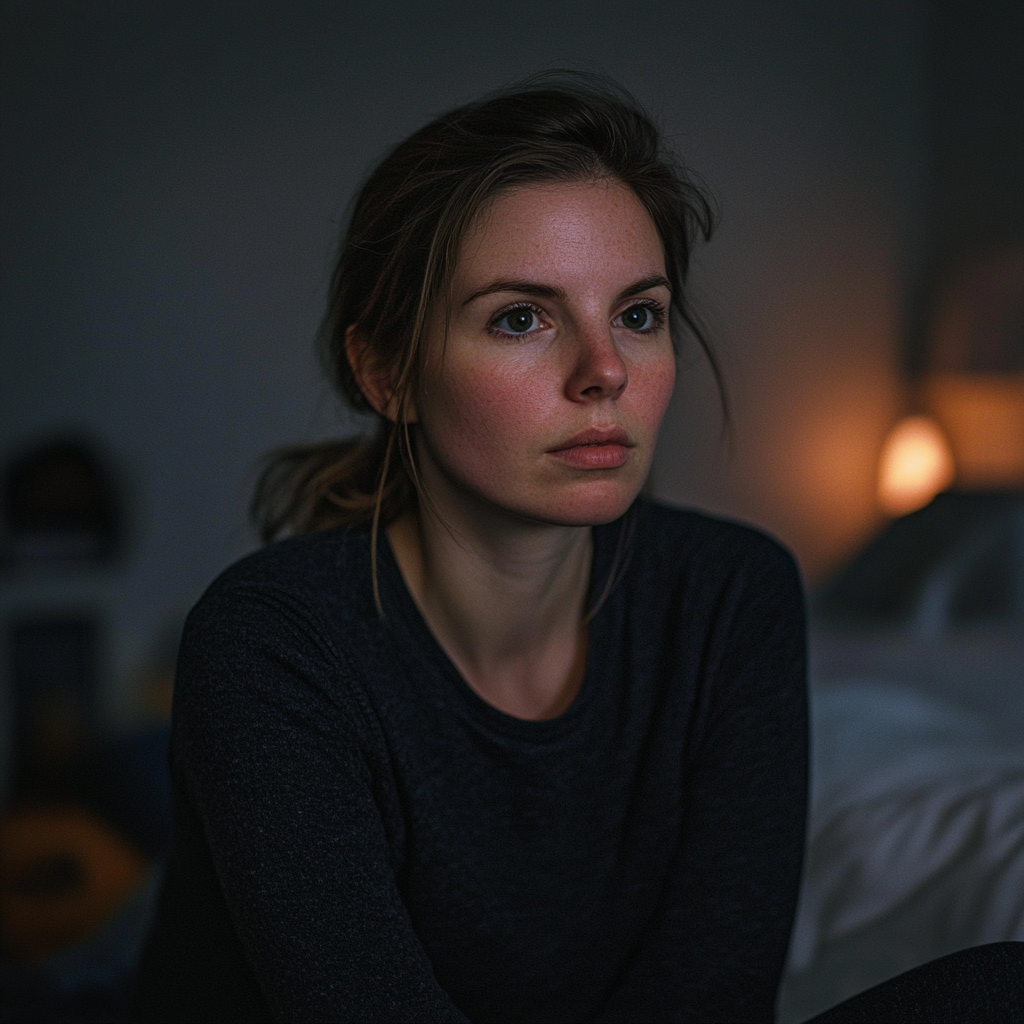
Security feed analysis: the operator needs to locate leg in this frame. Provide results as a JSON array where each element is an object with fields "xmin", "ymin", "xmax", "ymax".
[{"xmin": 804, "ymin": 942, "xmax": 1024, "ymax": 1024}]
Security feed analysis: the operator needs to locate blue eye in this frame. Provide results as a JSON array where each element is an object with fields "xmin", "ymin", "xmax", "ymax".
[
  {"xmin": 493, "ymin": 307, "xmax": 538, "ymax": 335},
  {"xmin": 620, "ymin": 304, "xmax": 654, "ymax": 330}
]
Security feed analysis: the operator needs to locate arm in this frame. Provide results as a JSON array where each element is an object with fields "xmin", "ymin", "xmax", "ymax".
[
  {"xmin": 171, "ymin": 583, "xmax": 470, "ymax": 1024},
  {"xmin": 594, "ymin": 543, "xmax": 809, "ymax": 1024}
]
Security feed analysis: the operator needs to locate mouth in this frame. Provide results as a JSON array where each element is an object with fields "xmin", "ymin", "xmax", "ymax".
[{"xmin": 548, "ymin": 427, "xmax": 634, "ymax": 469}]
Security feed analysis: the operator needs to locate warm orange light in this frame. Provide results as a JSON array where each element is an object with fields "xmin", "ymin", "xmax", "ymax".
[
  {"xmin": 924, "ymin": 374, "xmax": 1024, "ymax": 488},
  {"xmin": 877, "ymin": 415, "xmax": 955, "ymax": 516}
]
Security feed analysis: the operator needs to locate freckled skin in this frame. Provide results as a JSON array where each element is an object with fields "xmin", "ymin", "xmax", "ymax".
[{"xmin": 412, "ymin": 180, "xmax": 677, "ymax": 527}]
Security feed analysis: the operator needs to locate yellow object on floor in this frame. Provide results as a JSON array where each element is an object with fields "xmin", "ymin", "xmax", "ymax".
[{"xmin": 0, "ymin": 805, "xmax": 148, "ymax": 964}]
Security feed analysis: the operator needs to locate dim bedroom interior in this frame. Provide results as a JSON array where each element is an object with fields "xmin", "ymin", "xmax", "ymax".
[{"xmin": 1, "ymin": 2, "xmax": 1022, "ymax": 1022}]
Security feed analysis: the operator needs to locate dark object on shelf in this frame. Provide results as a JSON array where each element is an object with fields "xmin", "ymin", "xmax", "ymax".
[
  {"xmin": 1, "ymin": 436, "xmax": 124, "ymax": 570},
  {"xmin": 813, "ymin": 490, "xmax": 1024, "ymax": 632}
]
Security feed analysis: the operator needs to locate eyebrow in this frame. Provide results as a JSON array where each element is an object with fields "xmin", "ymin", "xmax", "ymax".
[{"xmin": 461, "ymin": 274, "xmax": 672, "ymax": 307}]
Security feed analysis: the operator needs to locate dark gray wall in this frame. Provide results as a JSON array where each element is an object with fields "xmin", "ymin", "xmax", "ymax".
[
  {"xmin": 932, "ymin": 0, "xmax": 1024, "ymax": 260},
  {"xmin": 2, "ymin": 1, "xmax": 928, "ymax": 721},
  {"xmin": 905, "ymin": 0, "xmax": 1024, "ymax": 373}
]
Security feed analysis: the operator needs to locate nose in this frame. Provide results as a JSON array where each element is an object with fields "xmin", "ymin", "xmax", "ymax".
[{"xmin": 565, "ymin": 326, "xmax": 628, "ymax": 402}]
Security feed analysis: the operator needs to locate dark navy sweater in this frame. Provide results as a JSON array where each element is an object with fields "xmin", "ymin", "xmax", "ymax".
[{"xmin": 133, "ymin": 500, "xmax": 808, "ymax": 1023}]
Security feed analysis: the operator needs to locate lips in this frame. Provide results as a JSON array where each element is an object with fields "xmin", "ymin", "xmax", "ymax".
[
  {"xmin": 550, "ymin": 427, "xmax": 632, "ymax": 451},
  {"xmin": 548, "ymin": 427, "xmax": 634, "ymax": 469}
]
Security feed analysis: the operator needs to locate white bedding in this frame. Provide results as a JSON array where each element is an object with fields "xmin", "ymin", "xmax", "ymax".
[{"xmin": 778, "ymin": 681, "xmax": 1024, "ymax": 1023}]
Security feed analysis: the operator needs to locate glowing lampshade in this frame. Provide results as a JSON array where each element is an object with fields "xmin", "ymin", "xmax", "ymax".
[
  {"xmin": 924, "ymin": 374, "xmax": 1024, "ymax": 488},
  {"xmin": 877, "ymin": 415, "xmax": 956, "ymax": 516}
]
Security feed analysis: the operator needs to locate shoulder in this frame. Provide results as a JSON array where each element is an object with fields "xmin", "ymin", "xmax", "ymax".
[
  {"xmin": 625, "ymin": 502, "xmax": 807, "ymax": 713},
  {"xmin": 630, "ymin": 497, "xmax": 801, "ymax": 589},
  {"xmin": 196, "ymin": 526, "xmax": 373, "ymax": 620},
  {"xmin": 621, "ymin": 499, "xmax": 805, "ymax": 652},
  {"xmin": 179, "ymin": 527, "xmax": 377, "ymax": 679},
  {"xmin": 173, "ymin": 528, "xmax": 380, "ymax": 740}
]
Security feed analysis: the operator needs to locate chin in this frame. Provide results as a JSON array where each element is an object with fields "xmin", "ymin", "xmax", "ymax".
[{"xmin": 523, "ymin": 479, "xmax": 643, "ymax": 528}]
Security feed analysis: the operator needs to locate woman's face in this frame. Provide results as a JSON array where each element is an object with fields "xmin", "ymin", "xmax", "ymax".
[{"xmin": 412, "ymin": 179, "xmax": 676, "ymax": 528}]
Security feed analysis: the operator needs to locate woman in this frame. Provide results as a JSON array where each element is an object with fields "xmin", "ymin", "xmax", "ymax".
[{"xmin": 132, "ymin": 77, "xmax": 1019, "ymax": 1023}]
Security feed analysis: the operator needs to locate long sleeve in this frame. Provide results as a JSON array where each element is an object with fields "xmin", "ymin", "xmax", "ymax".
[
  {"xmin": 592, "ymin": 542, "xmax": 809, "ymax": 1023},
  {"xmin": 137, "ymin": 582, "xmax": 470, "ymax": 1024}
]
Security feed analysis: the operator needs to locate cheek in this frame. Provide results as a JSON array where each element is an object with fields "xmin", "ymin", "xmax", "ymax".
[
  {"xmin": 419, "ymin": 359, "xmax": 545, "ymax": 470},
  {"xmin": 630, "ymin": 351, "xmax": 676, "ymax": 434}
]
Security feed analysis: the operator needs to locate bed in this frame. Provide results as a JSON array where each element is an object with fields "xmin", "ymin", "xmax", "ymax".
[{"xmin": 778, "ymin": 491, "xmax": 1024, "ymax": 1022}]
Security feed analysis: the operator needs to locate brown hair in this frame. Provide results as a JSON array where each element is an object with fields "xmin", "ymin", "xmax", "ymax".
[{"xmin": 252, "ymin": 73, "xmax": 720, "ymax": 558}]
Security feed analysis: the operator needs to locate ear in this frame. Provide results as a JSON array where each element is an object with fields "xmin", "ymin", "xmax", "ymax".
[{"xmin": 344, "ymin": 326, "xmax": 418, "ymax": 424}]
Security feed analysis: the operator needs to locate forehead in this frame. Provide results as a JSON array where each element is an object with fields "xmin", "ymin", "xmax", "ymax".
[{"xmin": 454, "ymin": 179, "xmax": 665, "ymax": 287}]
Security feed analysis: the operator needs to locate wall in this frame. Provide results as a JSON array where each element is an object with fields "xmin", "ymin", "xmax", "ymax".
[
  {"xmin": 1, "ymin": 0, "xmax": 926, "ymax": 723},
  {"xmin": 931, "ymin": 0, "xmax": 1024, "ymax": 266}
]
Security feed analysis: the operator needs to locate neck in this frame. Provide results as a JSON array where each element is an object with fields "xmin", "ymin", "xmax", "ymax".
[{"xmin": 386, "ymin": 482, "xmax": 592, "ymax": 722}]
